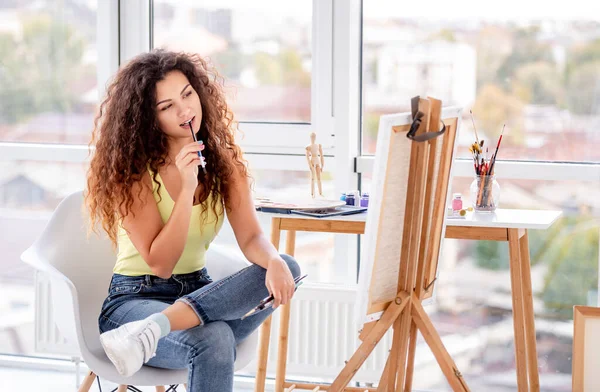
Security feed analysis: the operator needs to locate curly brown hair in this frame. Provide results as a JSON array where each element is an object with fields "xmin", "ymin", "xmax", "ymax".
[{"xmin": 85, "ymin": 49, "xmax": 248, "ymax": 246}]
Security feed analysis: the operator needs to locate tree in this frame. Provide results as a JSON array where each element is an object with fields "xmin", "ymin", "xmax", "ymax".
[
  {"xmin": 566, "ymin": 61, "xmax": 600, "ymax": 115},
  {"xmin": 537, "ymin": 216, "xmax": 599, "ymax": 319},
  {"xmin": 473, "ymin": 26, "xmax": 513, "ymax": 92},
  {"xmin": 279, "ymin": 49, "xmax": 310, "ymax": 87},
  {"xmin": 495, "ymin": 26, "xmax": 554, "ymax": 90},
  {"xmin": 0, "ymin": 32, "xmax": 35, "ymax": 124},
  {"xmin": 471, "ymin": 83, "xmax": 525, "ymax": 140},
  {"xmin": 512, "ymin": 62, "xmax": 564, "ymax": 106},
  {"xmin": 0, "ymin": 15, "xmax": 85, "ymax": 124},
  {"xmin": 564, "ymin": 38, "xmax": 600, "ymax": 115},
  {"xmin": 474, "ymin": 215, "xmax": 600, "ymax": 320},
  {"xmin": 253, "ymin": 52, "xmax": 282, "ymax": 85},
  {"xmin": 474, "ymin": 240, "xmax": 509, "ymax": 270},
  {"xmin": 427, "ymin": 29, "xmax": 457, "ymax": 43},
  {"xmin": 253, "ymin": 48, "xmax": 310, "ymax": 87},
  {"xmin": 569, "ymin": 38, "xmax": 600, "ymax": 65},
  {"xmin": 213, "ymin": 47, "xmax": 245, "ymax": 80}
]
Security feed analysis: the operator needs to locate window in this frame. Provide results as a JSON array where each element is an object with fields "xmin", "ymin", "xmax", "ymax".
[
  {"xmin": 361, "ymin": 1, "xmax": 600, "ymax": 164},
  {"xmin": 0, "ymin": 160, "xmax": 88, "ymax": 356},
  {"xmin": 151, "ymin": 1, "xmax": 354, "ymax": 284},
  {"xmin": 360, "ymin": 2, "xmax": 599, "ymax": 389},
  {"xmin": 0, "ymin": 1, "xmax": 98, "ymax": 145},
  {"xmin": 0, "ymin": 0, "xmax": 99, "ymax": 358},
  {"xmin": 153, "ymin": 0, "xmax": 313, "ymax": 123}
]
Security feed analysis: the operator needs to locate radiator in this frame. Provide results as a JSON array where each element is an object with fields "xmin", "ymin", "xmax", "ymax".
[{"xmin": 264, "ymin": 283, "xmax": 393, "ymax": 383}]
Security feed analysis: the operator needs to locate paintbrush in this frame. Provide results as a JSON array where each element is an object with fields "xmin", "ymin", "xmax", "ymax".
[
  {"xmin": 489, "ymin": 124, "xmax": 505, "ymax": 175},
  {"xmin": 241, "ymin": 274, "xmax": 308, "ymax": 319},
  {"xmin": 184, "ymin": 119, "xmax": 207, "ymax": 175},
  {"xmin": 470, "ymin": 110, "xmax": 480, "ymax": 145}
]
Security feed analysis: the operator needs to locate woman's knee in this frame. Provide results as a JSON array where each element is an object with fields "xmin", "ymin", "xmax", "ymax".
[
  {"xmin": 279, "ymin": 254, "xmax": 301, "ymax": 278},
  {"xmin": 189, "ymin": 321, "xmax": 236, "ymax": 365}
]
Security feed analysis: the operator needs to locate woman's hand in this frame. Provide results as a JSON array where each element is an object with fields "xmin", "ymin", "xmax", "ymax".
[
  {"xmin": 175, "ymin": 141, "xmax": 205, "ymax": 194},
  {"xmin": 265, "ymin": 257, "xmax": 295, "ymax": 308}
]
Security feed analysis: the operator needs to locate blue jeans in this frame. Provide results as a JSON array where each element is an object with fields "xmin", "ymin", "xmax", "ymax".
[{"xmin": 99, "ymin": 254, "xmax": 301, "ymax": 392}]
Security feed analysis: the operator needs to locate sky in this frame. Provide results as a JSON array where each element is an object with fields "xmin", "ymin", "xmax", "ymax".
[{"xmin": 363, "ymin": 0, "xmax": 600, "ymax": 22}]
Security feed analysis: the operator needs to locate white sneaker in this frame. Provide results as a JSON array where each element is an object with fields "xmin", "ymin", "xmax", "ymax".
[{"xmin": 100, "ymin": 319, "xmax": 161, "ymax": 377}]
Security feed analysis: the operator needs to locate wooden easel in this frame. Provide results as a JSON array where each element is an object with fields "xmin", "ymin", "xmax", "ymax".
[{"xmin": 329, "ymin": 98, "xmax": 470, "ymax": 392}]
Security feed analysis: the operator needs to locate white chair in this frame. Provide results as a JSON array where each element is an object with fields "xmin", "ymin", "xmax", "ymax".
[{"xmin": 21, "ymin": 191, "xmax": 258, "ymax": 391}]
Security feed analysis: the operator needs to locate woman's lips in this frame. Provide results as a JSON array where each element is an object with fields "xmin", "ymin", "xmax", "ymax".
[{"xmin": 180, "ymin": 116, "xmax": 195, "ymax": 128}]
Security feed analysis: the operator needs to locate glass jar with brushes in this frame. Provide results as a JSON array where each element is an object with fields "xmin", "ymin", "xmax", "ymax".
[
  {"xmin": 470, "ymin": 174, "xmax": 500, "ymax": 212},
  {"xmin": 467, "ymin": 113, "xmax": 505, "ymax": 213}
]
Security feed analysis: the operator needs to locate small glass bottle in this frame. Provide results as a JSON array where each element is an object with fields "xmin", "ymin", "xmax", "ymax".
[
  {"xmin": 452, "ymin": 193, "xmax": 463, "ymax": 212},
  {"xmin": 345, "ymin": 193, "xmax": 355, "ymax": 206},
  {"xmin": 360, "ymin": 192, "xmax": 369, "ymax": 207},
  {"xmin": 340, "ymin": 192, "xmax": 346, "ymax": 202}
]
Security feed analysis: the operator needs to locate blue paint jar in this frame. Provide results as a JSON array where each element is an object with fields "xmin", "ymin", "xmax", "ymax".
[
  {"xmin": 340, "ymin": 192, "xmax": 346, "ymax": 202},
  {"xmin": 360, "ymin": 193, "xmax": 369, "ymax": 207},
  {"xmin": 345, "ymin": 193, "xmax": 355, "ymax": 206}
]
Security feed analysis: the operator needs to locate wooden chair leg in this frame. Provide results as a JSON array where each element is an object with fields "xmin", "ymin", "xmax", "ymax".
[
  {"xmin": 77, "ymin": 371, "xmax": 96, "ymax": 392},
  {"xmin": 117, "ymin": 386, "xmax": 128, "ymax": 392},
  {"xmin": 155, "ymin": 386, "xmax": 166, "ymax": 392}
]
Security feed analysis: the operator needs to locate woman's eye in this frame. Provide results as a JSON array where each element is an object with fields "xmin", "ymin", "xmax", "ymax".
[
  {"xmin": 184, "ymin": 90, "xmax": 192, "ymax": 98},
  {"xmin": 161, "ymin": 104, "xmax": 172, "ymax": 111}
]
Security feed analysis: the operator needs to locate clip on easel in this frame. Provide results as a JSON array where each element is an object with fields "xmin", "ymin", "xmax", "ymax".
[{"xmin": 328, "ymin": 97, "xmax": 469, "ymax": 392}]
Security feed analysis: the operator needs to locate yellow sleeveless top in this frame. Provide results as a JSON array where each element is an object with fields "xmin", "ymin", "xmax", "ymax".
[{"xmin": 114, "ymin": 172, "xmax": 224, "ymax": 276}]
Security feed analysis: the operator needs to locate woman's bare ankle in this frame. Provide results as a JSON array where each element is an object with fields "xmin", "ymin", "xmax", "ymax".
[{"xmin": 162, "ymin": 301, "xmax": 203, "ymax": 330}]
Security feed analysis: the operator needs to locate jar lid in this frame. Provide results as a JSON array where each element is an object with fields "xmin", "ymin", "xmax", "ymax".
[{"xmin": 453, "ymin": 193, "xmax": 462, "ymax": 199}]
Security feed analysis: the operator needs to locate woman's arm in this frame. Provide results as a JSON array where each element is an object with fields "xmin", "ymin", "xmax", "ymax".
[
  {"xmin": 121, "ymin": 174, "xmax": 194, "ymax": 279},
  {"xmin": 121, "ymin": 142, "xmax": 204, "ymax": 278},
  {"xmin": 225, "ymin": 166, "xmax": 295, "ymax": 307}
]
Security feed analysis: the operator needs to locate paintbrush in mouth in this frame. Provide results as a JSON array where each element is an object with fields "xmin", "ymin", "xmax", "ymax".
[{"xmin": 183, "ymin": 118, "xmax": 207, "ymax": 175}]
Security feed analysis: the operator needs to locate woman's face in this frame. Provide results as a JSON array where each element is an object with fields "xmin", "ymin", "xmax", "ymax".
[{"xmin": 155, "ymin": 70, "xmax": 203, "ymax": 140}]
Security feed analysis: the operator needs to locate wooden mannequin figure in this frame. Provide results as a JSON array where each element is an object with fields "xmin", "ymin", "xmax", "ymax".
[{"xmin": 306, "ymin": 132, "xmax": 324, "ymax": 198}]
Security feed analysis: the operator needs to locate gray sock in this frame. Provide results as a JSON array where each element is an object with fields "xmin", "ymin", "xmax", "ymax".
[{"xmin": 147, "ymin": 313, "xmax": 171, "ymax": 338}]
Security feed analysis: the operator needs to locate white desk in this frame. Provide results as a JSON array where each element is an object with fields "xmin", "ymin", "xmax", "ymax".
[
  {"xmin": 259, "ymin": 208, "xmax": 562, "ymax": 229},
  {"xmin": 254, "ymin": 209, "xmax": 562, "ymax": 392}
]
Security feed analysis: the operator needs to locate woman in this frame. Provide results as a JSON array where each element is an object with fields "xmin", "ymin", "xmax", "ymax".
[{"xmin": 85, "ymin": 49, "xmax": 300, "ymax": 391}]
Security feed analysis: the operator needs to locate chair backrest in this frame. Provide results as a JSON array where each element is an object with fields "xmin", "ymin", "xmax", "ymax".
[{"xmin": 22, "ymin": 191, "xmax": 115, "ymax": 356}]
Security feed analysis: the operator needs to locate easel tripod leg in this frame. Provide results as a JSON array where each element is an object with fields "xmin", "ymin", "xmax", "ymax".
[
  {"xmin": 391, "ymin": 303, "xmax": 413, "ymax": 391},
  {"xmin": 330, "ymin": 293, "xmax": 410, "ymax": 391},
  {"xmin": 403, "ymin": 321, "xmax": 419, "ymax": 392},
  {"xmin": 411, "ymin": 299, "xmax": 470, "ymax": 391},
  {"xmin": 376, "ymin": 355, "xmax": 391, "ymax": 392},
  {"xmin": 383, "ymin": 314, "xmax": 403, "ymax": 391}
]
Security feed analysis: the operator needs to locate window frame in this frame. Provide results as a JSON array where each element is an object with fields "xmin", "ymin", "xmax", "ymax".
[
  {"xmin": 2, "ymin": 0, "xmax": 600, "ymax": 371},
  {"xmin": 2, "ymin": 0, "xmax": 597, "ymax": 315}
]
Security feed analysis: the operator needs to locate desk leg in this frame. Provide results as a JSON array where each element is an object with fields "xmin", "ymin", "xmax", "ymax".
[
  {"xmin": 256, "ymin": 316, "xmax": 272, "ymax": 392},
  {"xmin": 275, "ymin": 230, "xmax": 296, "ymax": 392},
  {"xmin": 520, "ymin": 230, "xmax": 540, "ymax": 391},
  {"xmin": 255, "ymin": 218, "xmax": 283, "ymax": 392},
  {"xmin": 508, "ymin": 229, "xmax": 529, "ymax": 391}
]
